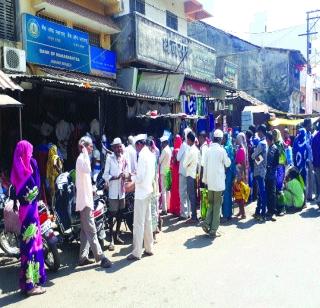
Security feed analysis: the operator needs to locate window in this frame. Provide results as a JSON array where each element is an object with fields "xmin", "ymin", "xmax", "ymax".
[
  {"xmin": 166, "ymin": 11, "xmax": 178, "ymax": 31},
  {"xmin": 0, "ymin": 0, "xmax": 16, "ymax": 41},
  {"xmin": 37, "ymin": 14, "xmax": 66, "ymax": 26},
  {"xmin": 130, "ymin": 0, "xmax": 145, "ymax": 15},
  {"xmin": 73, "ymin": 26, "xmax": 101, "ymax": 47}
]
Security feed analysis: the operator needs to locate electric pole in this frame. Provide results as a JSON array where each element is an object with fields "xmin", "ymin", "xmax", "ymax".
[{"xmin": 299, "ymin": 10, "xmax": 320, "ymax": 75}]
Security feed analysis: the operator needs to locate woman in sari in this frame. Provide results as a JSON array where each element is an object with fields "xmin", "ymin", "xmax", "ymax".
[
  {"xmin": 11, "ymin": 140, "xmax": 46, "ymax": 296},
  {"xmin": 235, "ymin": 132, "xmax": 249, "ymax": 183},
  {"xmin": 169, "ymin": 135, "xmax": 182, "ymax": 216},
  {"xmin": 46, "ymin": 144, "xmax": 63, "ymax": 200},
  {"xmin": 222, "ymin": 133, "xmax": 235, "ymax": 220},
  {"xmin": 273, "ymin": 129, "xmax": 286, "ymax": 192},
  {"xmin": 293, "ymin": 128, "xmax": 308, "ymax": 184}
]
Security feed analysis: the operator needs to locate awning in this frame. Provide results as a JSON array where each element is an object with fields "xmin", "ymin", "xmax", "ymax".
[
  {"xmin": 136, "ymin": 112, "xmax": 206, "ymax": 119},
  {"xmin": 33, "ymin": 0, "xmax": 120, "ymax": 34},
  {"xmin": 11, "ymin": 69, "xmax": 178, "ymax": 103},
  {"xmin": 269, "ymin": 117, "xmax": 320, "ymax": 127},
  {"xmin": 243, "ymin": 105, "xmax": 269, "ymax": 113},
  {"xmin": 0, "ymin": 70, "xmax": 23, "ymax": 91},
  {"xmin": 0, "ymin": 94, "xmax": 23, "ymax": 107}
]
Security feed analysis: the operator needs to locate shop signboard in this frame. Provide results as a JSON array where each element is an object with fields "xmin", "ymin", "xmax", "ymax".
[
  {"xmin": 223, "ymin": 60, "xmax": 238, "ymax": 88},
  {"xmin": 136, "ymin": 72, "xmax": 184, "ymax": 98},
  {"xmin": 135, "ymin": 14, "xmax": 216, "ymax": 82},
  {"xmin": 180, "ymin": 79, "xmax": 211, "ymax": 96},
  {"xmin": 22, "ymin": 13, "xmax": 90, "ymax": 73},
  {"xmin": 90, "ymin": 46, "xmax": 117, "ymax": 78}
]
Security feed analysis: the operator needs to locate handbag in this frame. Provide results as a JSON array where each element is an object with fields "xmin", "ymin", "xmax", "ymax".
[
  {"xmin": 200, "ymin": 188, "xmax": 208, "ymax": 220},
  {"xmin": 4, "ymin": 199, "xmax": 21, "ymax": 235}
]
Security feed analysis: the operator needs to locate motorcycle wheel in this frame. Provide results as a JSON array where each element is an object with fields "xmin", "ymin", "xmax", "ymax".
[
  {"xmin": 0, "ymin": 229, "xmax": 20, "ymax": 257},
  {"xmin": 42, "ymin": 238, "xmax": 60, "ymax": 272}
]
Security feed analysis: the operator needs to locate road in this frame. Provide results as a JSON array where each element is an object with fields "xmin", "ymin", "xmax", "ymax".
[{"xmin": 1, "ymin": 202, "xmax": 320, "ymax": 308}]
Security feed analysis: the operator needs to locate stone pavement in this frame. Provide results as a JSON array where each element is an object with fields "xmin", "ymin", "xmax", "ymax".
[{"xmin": 1, "ymin": 202, "xmax": 320, "ymax": 308}]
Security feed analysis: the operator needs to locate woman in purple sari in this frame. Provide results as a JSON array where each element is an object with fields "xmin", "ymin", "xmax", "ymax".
[{"xmin": 11, "ymin": 140, "xmax": 46, "ymax": 296}]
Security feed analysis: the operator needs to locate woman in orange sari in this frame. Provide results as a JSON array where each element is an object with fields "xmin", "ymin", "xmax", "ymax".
[{"xmin": 169, "ymin": 135, "xmax": 182, "ymax": 216}]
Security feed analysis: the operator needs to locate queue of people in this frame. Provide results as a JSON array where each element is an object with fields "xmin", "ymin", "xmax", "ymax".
[{"xmin": 8, "ymin": 117, "xmax": 320, "ymax": 296}]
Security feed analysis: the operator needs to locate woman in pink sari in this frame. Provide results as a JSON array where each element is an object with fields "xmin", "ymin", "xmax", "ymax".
[
  {"xmin": 11, "ymin": 140, "xmax": 46, "ymax": 296},
  {"xmin": 169, "ymin": 135, "xmax": 182, "ymax": 216},
  {"xmin": 235, "ymin": 132, "xmax": 249, "ymax": 183}
]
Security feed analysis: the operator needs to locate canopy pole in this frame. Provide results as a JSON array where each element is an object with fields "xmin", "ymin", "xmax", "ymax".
[
  {"xmin": 19, "ymin": 107, "xmax": 22, "ymax": 140},
  {"xmin": 98, "ymin": 94, "xmax": 102, "ymax": 137}
]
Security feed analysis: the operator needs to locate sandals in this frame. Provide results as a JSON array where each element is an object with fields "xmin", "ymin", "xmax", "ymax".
[{"xmin": 27, "ymin": 286, "xmax": 46, "ymax": 296}]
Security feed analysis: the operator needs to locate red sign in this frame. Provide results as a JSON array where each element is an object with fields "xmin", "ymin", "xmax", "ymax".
[{"xmin": 180, "ymin": 79, "xmax": 211, "ymax": 96}]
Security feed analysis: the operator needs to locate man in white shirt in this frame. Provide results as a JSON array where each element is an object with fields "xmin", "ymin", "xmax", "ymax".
[
  {"xmin": 126, "ymin": 135, "xmax": 137, "ymax": 174},
  {"xmin": 177, "ymin": 127, "xmax": 192, "ymax": 219},
  {"xmin": 183, "ymin": 131, "xmax": 200, "ymax": 223},
  {"xmin": 103, "ymin": 137, "xmax": 129, "ymax": 251},
  {"xmin": 127, "ymin": 134, "xmax": 156, "ymax": 261},
  {"xmin": 202, "ymin": 129, "xmax": 231, "ymax": 238},
  {"xmin": 76, "ymin": 136, "xmax": 112, "ymax": 268},
  {"xmin": 159, "ymin": 135, "xmax": 172, "ymax": 215},
  {"xmin": 198, "ymin": 131, "xmax": 209, "ymax": 187}
]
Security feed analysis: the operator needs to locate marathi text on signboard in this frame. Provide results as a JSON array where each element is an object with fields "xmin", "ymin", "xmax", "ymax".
[
  {"xmin": 90, "ymin": 46, "xmax": 117, "ymax": 78},
  {"xmin": 223, "ymin": 60, "xmax": 238, "ymax": 88},
  {"xmin": 135, "ymin": 14, "xmax": 216, "ymax": 82},
  {"xmin": 22, "ymin": 13, "xmax": 90, "ymax": 73}
]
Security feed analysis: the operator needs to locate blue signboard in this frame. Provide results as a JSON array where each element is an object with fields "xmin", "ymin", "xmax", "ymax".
[
  {"xmin": 22, "ymin": 13, "xmax": 90, "ymax": 73},
  {"xmin": 90, "ymin": 46, "xmax": 116, "ymax": 78}
]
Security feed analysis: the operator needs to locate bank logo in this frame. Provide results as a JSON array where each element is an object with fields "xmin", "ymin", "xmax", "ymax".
[{"xmin": 27, "ymin": 18, "xmax": 40, "ymax": 39}]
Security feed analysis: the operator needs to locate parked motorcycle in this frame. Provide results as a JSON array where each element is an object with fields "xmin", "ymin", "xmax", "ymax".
[
  {"xmin": 53, "ymin": 171, "xmax": 106, "ymax": 248},
  {"xmin": 0, "ymin": 192, "xmax": 60, "ymax": 272}
]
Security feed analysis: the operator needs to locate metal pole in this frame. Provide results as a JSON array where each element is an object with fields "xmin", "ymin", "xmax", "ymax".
[
  {"xmin": 98, "ymin": 94, "xmax": 102, "ymax": 137},
  {"xmin": 19, "ymin": 107, "xmax": 22, "ymax": 140}
]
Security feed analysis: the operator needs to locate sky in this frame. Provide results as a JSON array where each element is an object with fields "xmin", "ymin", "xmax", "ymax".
[{"xmin": 200, "ymin": 0, "xmax": 320, "ymax": 79}]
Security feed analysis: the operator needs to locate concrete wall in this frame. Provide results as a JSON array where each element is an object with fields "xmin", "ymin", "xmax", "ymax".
[
  {"xmin": 118, "ymin": 0, "xmax": 188, "ymax": 36},
  {"xmin": 188, "ymin": 21, "xmax": 302, "ymax": 112}
]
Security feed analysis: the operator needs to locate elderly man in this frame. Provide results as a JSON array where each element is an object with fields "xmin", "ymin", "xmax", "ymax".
[
  {"xmin": 177, "ymin": 127, "xmax": 192, "ymax": 219},
  {"xmin": 127, "ymin": 134, "xmax": 155, "ymax": 261},
  {"xmin": 202, "ymin": 129, "xmax": 231, "ymax": 238},
  {"xmin": 183, "ymin": 131, "xmax": 200, "ymax": 223},
  {"xmin": 126, "ymin": 135, "xmax": 137, "ymax": 174},
  {"xmin": 159, "ymin": 135, "xmax": 172, "ymax": 215},
  {"xmin": 76, "ymin": 136, "xmax": 112, "ymax": 268},
  {"xmin": 103, "ymin": 137, "xmax": 129, "ymax": 251}
]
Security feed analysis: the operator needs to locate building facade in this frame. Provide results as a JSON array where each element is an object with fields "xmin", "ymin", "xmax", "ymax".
[{"xmin": 188, "ymin": 21, "xmax": 306, "ymax": 114}]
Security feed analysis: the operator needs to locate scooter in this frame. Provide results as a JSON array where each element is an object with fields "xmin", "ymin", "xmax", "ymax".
[
  {"xmin": 0, "ymin": 192, "xmax": 60, "ymax": 272},
  {"xmin": 53, "ymin": 171, "xmax": 106, "ymax": 248}
]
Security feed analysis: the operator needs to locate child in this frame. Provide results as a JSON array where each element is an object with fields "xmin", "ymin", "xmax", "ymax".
[{"xmin": 233, "ymin": 168, "xmax": 250, "ymax": 219}]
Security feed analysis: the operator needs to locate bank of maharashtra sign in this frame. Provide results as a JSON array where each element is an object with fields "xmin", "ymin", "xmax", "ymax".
[
  {"xmin": 135, "ymin": 14, "xmax": 216, "ymax": 81},
  {"xmin": 22, "ymin": 13, "xmax": 90, "ymax": 73}
]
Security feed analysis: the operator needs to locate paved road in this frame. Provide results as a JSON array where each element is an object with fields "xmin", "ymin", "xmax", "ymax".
[{"xmin": 1, "ymin": 202, "xmax": 320, "ymax": 308}]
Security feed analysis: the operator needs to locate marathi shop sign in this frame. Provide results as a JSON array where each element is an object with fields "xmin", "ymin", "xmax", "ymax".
[
  {"xmin": 223, "ymin": 60, "xmax": 238, "ymax": 88},
  {"xmin": 22, "ymin": 13, "xmax": 90, "ymax": 73},
  {"xmin": 90, "ymin": 46, "xmax": 117, "ymax": 78},
  {"xmin": 135, "ymin": 14, "xmax": 216, "ymax": 81}
]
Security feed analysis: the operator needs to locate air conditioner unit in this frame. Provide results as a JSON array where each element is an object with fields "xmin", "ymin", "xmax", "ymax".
[{"xmin": 2, "ymin": 47, "xmax": 26, "ymax": 73}]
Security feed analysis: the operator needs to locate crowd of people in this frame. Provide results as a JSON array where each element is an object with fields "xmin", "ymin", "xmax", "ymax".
[{"xmin": 8, "ymin": 117, "xmax": 320, "ymax": 296}]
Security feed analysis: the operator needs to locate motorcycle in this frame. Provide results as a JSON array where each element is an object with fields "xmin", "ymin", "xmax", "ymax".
[
  {"xmin": 53, "ymin": 171, "xmax": 106, "ymax": 248},
  {"xmin": 0, "ymin": 192, "xmax": 60, "ymax": 272}
]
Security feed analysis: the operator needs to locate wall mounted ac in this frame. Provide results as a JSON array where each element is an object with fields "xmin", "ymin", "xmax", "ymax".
[{"xmin": 2, "ymin": 46, "xmax": 27, "ymax": 73}]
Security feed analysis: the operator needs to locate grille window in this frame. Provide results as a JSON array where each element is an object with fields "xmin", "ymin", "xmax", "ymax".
[
  {"xmin": 0, "ymin": 0, "xmax": 16, "ymax": 41},
  {"xmin": 73, "ymin": 26, "xmax": 100, "ymax": 47},
  {"xmin": 37, "ymin": 14, "xmax": 66, "ymax": 26},
  {"xmin": 130, "ymin": 0, "xmax": 145, "ymax": 15},
  {"xmin": 166, "ymin": 11, "xmax": 178, "ymax": 31}
]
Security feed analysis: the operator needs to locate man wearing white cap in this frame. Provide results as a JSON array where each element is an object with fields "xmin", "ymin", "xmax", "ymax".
[
  {"xmin": 202, "ymin": 129, "xmax": 231, "ymax": 238},
  {"xmin": 159, "ymin": 135, "xmax": 172, "ymax": 215},
  {"xmin": 127, "ymin": 134, "xmax": 155, "ymax": 261},
  {"xmin": 126, "ymin": 135, "xmax": 137, "ymax": 174},
  {"xmin": 103, "ymin": 137, "xmax": 129, "ymax": 250}
]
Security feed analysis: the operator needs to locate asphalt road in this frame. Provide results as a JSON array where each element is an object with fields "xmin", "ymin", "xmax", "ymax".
[{"xmin": 1, "ymin": 202, "xmax": 320, "ymax": 308}]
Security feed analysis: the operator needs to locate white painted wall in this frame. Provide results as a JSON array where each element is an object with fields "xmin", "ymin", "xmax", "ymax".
[{"xmin": 118, "ymin": 0, "xmax": 188, "ymax": 36}]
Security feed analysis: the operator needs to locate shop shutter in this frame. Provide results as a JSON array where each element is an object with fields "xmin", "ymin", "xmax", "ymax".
[{"xmin": 0, "ymin": 0, "xmax": 16, "ymax": 41}]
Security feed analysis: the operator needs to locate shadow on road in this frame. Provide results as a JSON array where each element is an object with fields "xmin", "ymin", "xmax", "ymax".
[
  {"xmin": 184, "ymin": 234, "xmax": 213, "ymax": 249},
  {"xmin": 235, "ymin": 218, "xmax": 258, "ymax": 230},
  {"xmin": 300, "ymin": 207, "xmax": 320, "ymax": 219}
]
